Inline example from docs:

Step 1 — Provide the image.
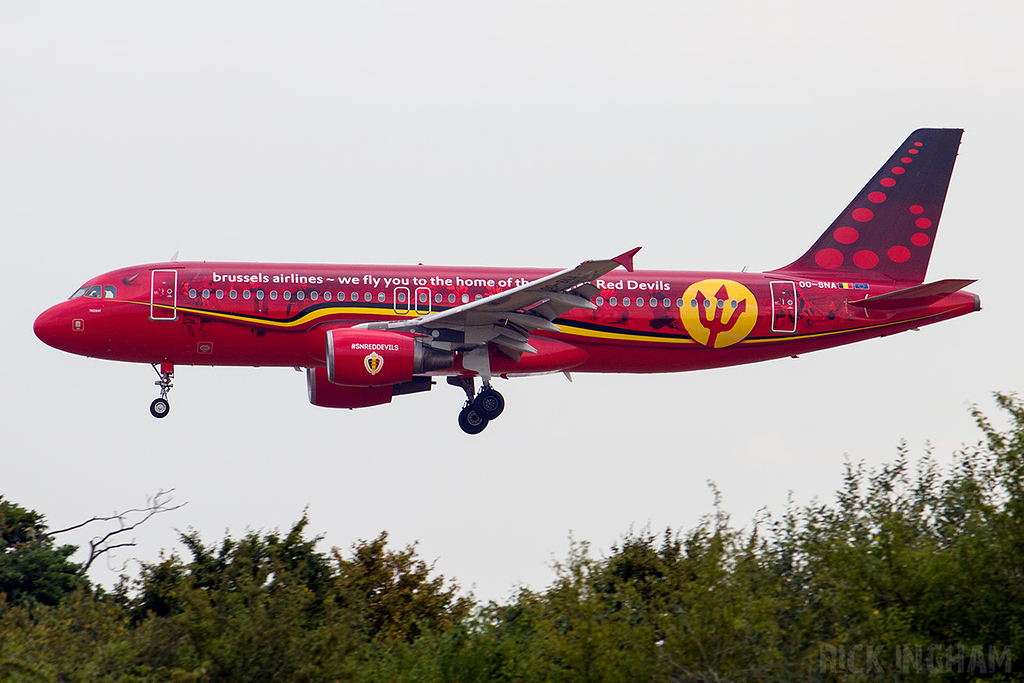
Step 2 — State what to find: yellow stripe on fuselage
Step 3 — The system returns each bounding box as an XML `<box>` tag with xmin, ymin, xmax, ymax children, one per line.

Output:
<box><xmin>555</xmin><ymin>312</ymin><xmax>944</xmax><ymax>346</ymax></box>
<box><xmin>135</xmin><ymin>300</ymin><xmax>945</xmax><ymax>346</ymax></box>
<box><xmin>554</xmin><ymin>322</ymin><xmax>697</xmax><ymax>345</ymax></box>
<box><xmin>136</xmin><ymin>300</ymin><xmax>419</xmax><ymax>328</ymax></box>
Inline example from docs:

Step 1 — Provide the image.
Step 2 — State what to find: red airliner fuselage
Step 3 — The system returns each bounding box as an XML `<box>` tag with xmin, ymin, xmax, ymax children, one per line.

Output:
<box><xmin>33</xmin><ymin>129</ymin><xmax>981</xmax><ymax>433</ymax></box>
<box><xmin>33</xmin><ymin>262</ymin><xmax>978</xmax><ymax>373</ymax></box>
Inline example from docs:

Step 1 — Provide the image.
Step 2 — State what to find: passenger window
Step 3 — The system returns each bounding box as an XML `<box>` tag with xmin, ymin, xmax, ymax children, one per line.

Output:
<box><xmin>202</xmin><ymin>289</ymin><xmax>211</xmax><ymax>299</ymax></box>
<box><xmin>270</xmin><ymin>291</ymin><xmax>278</xmax><ymax>300</ymax></box>
<box><xmin>189</xmin><ymin>289</ymin><xmax>198</xmax><ymax>299</ymax></box>
<box><xmin>596</xmin><ymin>296</ymin><xmax>604</xmax><ymax>306</ymax></box>
<box><xmin>298</xmin><ymin>291</ymin><xmax>306</xmax><ymax>301</ymax></box>
<box><xmin>229</xmin><ymin>290</ymin><xmax>238</xmax><ymax>300</ymax></box>
<box><xmin>434</xmin><ymin>293</ymin><xmax>442</xmax><ymax>303</ymax></box>
<box><xmin>623</xmin><ymin>297</ymin><xmax>631</xmax><ymax>306</ymax></box>
<box><xmin>377</xmin><ymin>292</ymin><xmax>384</xmax><ymax>302</ymax></box>
<box><xmin>448</xmin><ymin>293</ymin><xmax>456</xmax><ymax>303</ymax></box>
<box><xmin>462</xmin><ymin>294</ymin><xmax>469</xmax><ymax>304</ymax></box>
<box><xmin>256</xmin><ymin>290</ymin><xmax>265</xmax><ymax>300</ymax></box>
<box><xmin>676</xmin><ymin>298</ymin><xmax>684</xmax><ymax>307</ymax></box>
<box><xmin>216</xmin><ymin>290</ymin><xmax>224</xmax><ymax>300</ymax></box>
<box><xmin>364</xmin><ymin>292</ymin><xmax>372</xmax><ymax>302</ymax></box>
<box><xmin>310</xmin><ymin>291</ymin><xmax>318</xmax><ymax>301</ymax></box>
<box><xmin>243</xmin><ymin>290</ymin><xmax>251</xmax><ymax>300</ymax></box>
<box><xmin>338</xmin><ymin>292</ymin><xmax>346</xmax><ymax>301</ymax></box>
<box><xmin>663</xmin><ymin>298</ymin><xmax>671</xmax><ymax>307</ymax></box>
<box><xmin>69</xmin><ymin>287</ymin><xmax>88</xmax><ymax>299</ymax></box>
<box><xmin>323</xmin><ymin>291</ymin><xmax>331</xmax><ymax>301</ymax></box>
<box><xmin>283</xmin><ymin>291</ymin><xmax>292</xmax><ymax>301</ymax></box>
<box><xmin>419</xmin><ymin>292</ymin><xmax>428</xmax><ymax>303</ymax></box>
<box><xmin>397</xmin><ymin>291</ymin><xmax>406</xmax><ymax>303</ymax></box>
<box><xmin>104</xmin><ymin>286</ymin><xmax>117</xmax><ymax>299</ymax></box>
<box><xmin>85</xmin><ymin>285</ymin><xmax>102</xmax><ymax>298</ymax></box>
<box><xmin>635</xmin><ymin>298</ymin><xmax>643</xmax><ymax>307</ymax></box>
<box><xmin>650</xmin><ymin>297</ymin><xmax>658</xmax><ymax>307</ymax></box>
<box><xmin>609</xmin><ymin>297</ymin><xmax>618</xmax><ymax>306</ymax></box>
<box><xmin>474</xmin><ymin>294</ymin><xmax>482</xmax><ymax>301</ymax></box>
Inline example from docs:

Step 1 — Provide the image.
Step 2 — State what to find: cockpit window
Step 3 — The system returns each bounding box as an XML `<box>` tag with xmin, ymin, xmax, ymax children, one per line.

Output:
<box><xmin>69</xmin><ymin>287</ymin><xmax>88</xmax><ymax>299</ymax></box>
<box><xmin>85</xmin><ymin>285</ymin><xmax>103</xmax><ymax>298</ymax></box>
<box><xmin>104</xmin><ymin>286</ymin><xmax>117</xmax><ymax>299</ymax></box>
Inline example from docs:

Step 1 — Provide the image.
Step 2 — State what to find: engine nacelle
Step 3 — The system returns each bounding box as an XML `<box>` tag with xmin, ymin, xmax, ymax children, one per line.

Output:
<box><xmin>307</xmin><ymin>367</ymin><xmax>393</xmax><ymax>408</ymax></box>
<box><xmin>325</xmin><ymin>328</ymin><xmax>453</xmax><ymax>387</ymax></box>
<box><xmin>306</xmin><ymin>367</ymin><xmax>434</xmax><ymax>409</ymax></box>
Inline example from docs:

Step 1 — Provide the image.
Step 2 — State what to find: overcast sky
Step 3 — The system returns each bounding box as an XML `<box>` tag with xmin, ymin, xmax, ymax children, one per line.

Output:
<box><xmin>3</xmin><ymin>1</ymin><xmax>1023</xmax><ymax>602</ymax></box>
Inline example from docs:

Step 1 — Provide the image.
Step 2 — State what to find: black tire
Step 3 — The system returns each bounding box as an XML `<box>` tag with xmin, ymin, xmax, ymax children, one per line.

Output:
<box><xmin>150</xmin><ymin>398</ymin><xmax>170</xmax><ymax>419</ymax></box>
<box><xmin>458</xmin><ymin>405</ymin><xmax>489</xmax><ymax>434</ymax></box>
<box><xmin>474</xmin><ymin>388</ymin><xmax>505</xmax><ymax>421</ymax></box>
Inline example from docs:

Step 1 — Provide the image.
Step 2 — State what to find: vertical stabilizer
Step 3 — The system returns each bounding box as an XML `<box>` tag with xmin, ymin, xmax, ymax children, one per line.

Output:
<box><xmin>771</xmin><ymin>128</ymin><xmax>962</xmax><ymax>284</ymax></box>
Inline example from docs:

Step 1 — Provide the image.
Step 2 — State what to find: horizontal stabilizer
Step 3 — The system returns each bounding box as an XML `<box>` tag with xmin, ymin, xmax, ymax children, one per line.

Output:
<box><xmin>849</xmin><ymin>278</ymin><xmax>975</xmax><ymax>310</ymax></box>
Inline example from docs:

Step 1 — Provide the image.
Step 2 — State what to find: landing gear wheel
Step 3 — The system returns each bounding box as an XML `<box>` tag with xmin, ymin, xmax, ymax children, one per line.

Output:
<box><xmin>458</xmin><ymin>404</ymin><xmax>489</xmax><ymax>434</ymax></box>
<box><xmin>150</xmin><ymin>363</ymin><xmax>174</xmax><ymax>419</ymax></box>
<box><xmin>474</xmin><ymin>388</ymin><xmax>505</xmax><ymax>421</ymax></box>
<box><xmin>150</xmin><ymin>398</ymin><xmax>170</xmax><ymax>418</ymax></box>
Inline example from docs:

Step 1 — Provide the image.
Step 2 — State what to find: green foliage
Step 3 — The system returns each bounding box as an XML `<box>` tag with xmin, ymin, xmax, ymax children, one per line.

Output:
<box><xmin>766</xmin><ymin>396</ymin><xmax>1024</xmax><ymax>680</ymax></box>
<box><xmin>335</xmin><ymin>531</ymin><xmax>472</xmax><ymax>643</ymax></box>
<box><xmin>5</xmin><ymin>392</ymin><xmax>1024</xmax><ymax>680</ymax></box>
<box><xmin>0</xmin><ymin>497</ymin><xmax>88</xmax><ymax>607</ymax></box>
<box><xmin>0</xmin><ymin>500</ymin><xmax>47</xmax><ymax>548</ymax></box>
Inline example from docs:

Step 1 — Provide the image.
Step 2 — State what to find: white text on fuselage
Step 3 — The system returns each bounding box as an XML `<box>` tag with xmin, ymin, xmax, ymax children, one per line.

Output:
<box><xmin>351</xmin><ymin>343</ymin><xmax>400</xmax><ymax>351</ymax></box>
<box><xmin>331</xmin><ymin>276</ymin><xmax>534</xmax><ymax>289</ymax></box>
<box><xmin>797</xmin><ymin>281</ymin><xmax>870</xmax><ymax>291</ymax></box>
<box><xmin>213</xmin><ymin>272</ymin><xmax>325</xmax><ymax>285</ymax></box>
<box><xmin>595</xmin><ymin>279</ymin><xmax>671</xmax><ymax>292</ymax></box>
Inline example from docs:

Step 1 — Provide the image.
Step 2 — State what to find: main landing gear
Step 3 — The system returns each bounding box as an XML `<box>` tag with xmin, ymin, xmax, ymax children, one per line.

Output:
<box><xmin>150</xmin><ymin>363</ymin><xmax>173</xmax><ymax>419</ymax></box>
<box><xmin>448</xmin><ymin>377</ymin><xmax>505</xmax><ymax>435</ymax></box>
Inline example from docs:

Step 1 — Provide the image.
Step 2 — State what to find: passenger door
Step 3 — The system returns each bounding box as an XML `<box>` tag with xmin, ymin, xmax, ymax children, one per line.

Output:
<box><xmin>150</xmin><ymin>270</ymin><xmax>177</xmax><ymax>320</ymax></box>
<box><xmin>770</xmin><ymin>281</ymin><xmax>797</xmax><ymax>333</ymax></box>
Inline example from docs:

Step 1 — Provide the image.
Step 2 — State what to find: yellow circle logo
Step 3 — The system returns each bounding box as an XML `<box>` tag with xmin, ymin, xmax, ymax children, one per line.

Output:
<box><xmin>679</xmin><ymin>279</ymin><xmax>758</xmax><ymax>348</ymax></box>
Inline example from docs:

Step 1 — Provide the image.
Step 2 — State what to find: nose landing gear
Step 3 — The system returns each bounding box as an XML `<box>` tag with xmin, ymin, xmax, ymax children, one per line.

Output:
<box><xmin>150</xmin><ymin>363</ymin><xmax>173</xmax><ymax>419</ymax></box>
<box><xmin>448</xmin><ymin>377</ymin><xmax>505</xmax><ymax>434</ymax></box>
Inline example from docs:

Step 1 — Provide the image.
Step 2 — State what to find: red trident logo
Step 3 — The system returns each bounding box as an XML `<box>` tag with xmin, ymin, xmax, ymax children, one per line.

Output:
<box><xmin>679</xmin><ymin>279</ymin><xmax>758</xmax><ymax>348</ymax></box>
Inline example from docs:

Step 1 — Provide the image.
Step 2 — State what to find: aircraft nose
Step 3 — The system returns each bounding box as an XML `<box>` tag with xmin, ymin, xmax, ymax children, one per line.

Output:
<box><xmin>34</xmin><ymin>305</ymin><xmax>70</xmax><ymax>350</ymax></box>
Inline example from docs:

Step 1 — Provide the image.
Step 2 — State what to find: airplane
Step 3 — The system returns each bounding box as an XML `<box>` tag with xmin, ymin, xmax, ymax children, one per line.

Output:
<box><xmin>34</xmin><ymin>128</ymin><xmax>979</xmax><ymax>434</ymax></box>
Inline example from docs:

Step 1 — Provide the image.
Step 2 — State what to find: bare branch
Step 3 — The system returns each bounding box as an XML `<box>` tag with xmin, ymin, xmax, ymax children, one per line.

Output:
<box><xmin>45</xmin><ymin>489</ymin><xmax>186</xmax><ymax>571</ymax></box>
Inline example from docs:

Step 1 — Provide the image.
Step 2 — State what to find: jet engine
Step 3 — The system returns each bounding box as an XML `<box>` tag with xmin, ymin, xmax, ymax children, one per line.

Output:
<box><xmin>325</xmin><ymin>328</ymin><xmax>453</xmax><ymax>387</ymax></box>
<box><xmin>306</xmin><ymin>367</ymin><xmax>434</xmax><ymax>409</ymax></box>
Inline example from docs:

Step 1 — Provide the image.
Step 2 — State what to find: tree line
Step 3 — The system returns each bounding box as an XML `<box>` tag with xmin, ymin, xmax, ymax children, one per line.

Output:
<box><xmin>3</xmin><ymin>394</ymin><xmax>1024</xmax><ymax>681</ymax></box>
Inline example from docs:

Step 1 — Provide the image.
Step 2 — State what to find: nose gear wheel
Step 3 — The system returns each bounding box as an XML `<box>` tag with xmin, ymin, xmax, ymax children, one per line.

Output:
<box><xmin>150</xmin><ymin>363</ymin><xmax>174</xmax><ymax>419</ymax></box>
<box><xmin>150</xmin><ymin>398</ymin><xmax>170</xmax><ymax>418</ymax></box>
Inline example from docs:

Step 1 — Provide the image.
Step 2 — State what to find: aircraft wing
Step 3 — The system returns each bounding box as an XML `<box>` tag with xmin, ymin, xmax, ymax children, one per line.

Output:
<box><xmin>361</xmin><ymin>247</ymin><xmax>640</xmax><ymax>361</ymax></box>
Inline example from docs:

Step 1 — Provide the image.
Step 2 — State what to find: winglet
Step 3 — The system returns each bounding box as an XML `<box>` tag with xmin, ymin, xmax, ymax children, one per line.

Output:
<box><xmin>612</xmin><ymin>247</ymin><xmax>642</xmax><ymax>273</ymax></box>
